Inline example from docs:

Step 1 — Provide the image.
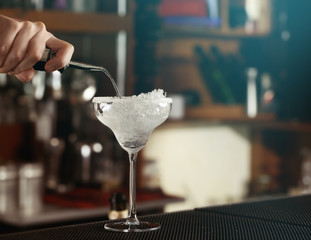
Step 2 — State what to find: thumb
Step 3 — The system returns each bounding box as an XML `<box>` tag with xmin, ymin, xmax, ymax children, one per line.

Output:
<box><xmin>45</xmin><ymin>36</ymin><xmax>74</xmax><ymax>72</ymax></box>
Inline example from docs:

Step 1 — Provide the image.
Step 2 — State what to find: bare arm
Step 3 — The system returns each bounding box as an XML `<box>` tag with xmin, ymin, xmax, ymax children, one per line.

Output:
<box><xmin>0</xmin><ymin>14</ymin><xmax>74</xmax><ymax>82</ymax></box>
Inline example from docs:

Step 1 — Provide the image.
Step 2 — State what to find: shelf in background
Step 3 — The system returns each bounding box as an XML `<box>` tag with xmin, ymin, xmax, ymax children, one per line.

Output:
<box><xmin>163</xmin><ymin>25</ymin><xmax>270</xmax><ymax>38</ymax></box>
<box><xmin>166</xmin><ymin>105</ymin><xmax>311</xmax><ymax>133</ymax></box>
<box><xmin>185</xmin><ymin>105</ymin><xmax>276</xmax><ymax>122</ymax></box>
<box><xmin>247</xmin><ymin>121</ymin><xmax>311</xmax><ymax>133</ymax></box>
<box><xmin>0</xmin><ymin>9</ymin><xmax>133</xmax><ymax>34</ymax></box>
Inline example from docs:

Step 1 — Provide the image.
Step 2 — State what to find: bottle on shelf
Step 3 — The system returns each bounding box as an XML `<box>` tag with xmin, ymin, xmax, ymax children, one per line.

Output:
<box><xmin>108</xmin><ymin>192</ymin><xmax>128</xmax><ymax>220</ymax></box>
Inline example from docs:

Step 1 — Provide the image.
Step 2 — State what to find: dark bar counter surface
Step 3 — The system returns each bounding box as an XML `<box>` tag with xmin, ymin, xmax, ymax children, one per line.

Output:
<box><xmin>1</xmin><ymin>194</ymin><xmax>311</xmax><ymax>239</ymax></box>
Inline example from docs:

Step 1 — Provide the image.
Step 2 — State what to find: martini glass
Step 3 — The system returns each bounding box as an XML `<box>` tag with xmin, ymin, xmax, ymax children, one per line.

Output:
<box><xmin>93</xmin><ymin>94</ymin><xmax>172</xmax><ymax>232</ymax></box>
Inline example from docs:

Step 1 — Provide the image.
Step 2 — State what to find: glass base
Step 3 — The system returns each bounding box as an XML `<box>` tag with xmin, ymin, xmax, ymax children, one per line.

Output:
<box><xmin>104</xmin><ymin>221</ymin><xmax>160</xmax><ymax>232</ymax></box>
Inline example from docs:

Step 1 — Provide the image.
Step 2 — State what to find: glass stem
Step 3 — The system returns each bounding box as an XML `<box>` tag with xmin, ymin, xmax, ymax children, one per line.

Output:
<box><xmin>127</xmin><ymin>152</ymin><xmax>139</xmax><ymax>225</ymax></box>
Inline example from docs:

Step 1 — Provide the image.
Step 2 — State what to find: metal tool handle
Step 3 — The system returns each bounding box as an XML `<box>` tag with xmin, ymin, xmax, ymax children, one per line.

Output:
<box><xmin>33</xmin><ymin>49</ymin><xmax>67</xmax><ymax>72</ymax></box>
<box><xmin>33</xmin><ymin>49</ymin><xmax>104</xmax><ymax>73</ymax></box>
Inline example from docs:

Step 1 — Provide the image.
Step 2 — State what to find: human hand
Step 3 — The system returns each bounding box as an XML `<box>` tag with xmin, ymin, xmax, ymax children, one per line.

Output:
<box><xmin>0</xmin><ymin>14</ymin><xmax>74</xmax><ymax>82</ymax></box>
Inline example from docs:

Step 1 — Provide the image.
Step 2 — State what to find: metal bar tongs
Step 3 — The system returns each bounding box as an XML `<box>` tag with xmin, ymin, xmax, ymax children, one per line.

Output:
<box><xmin>33</xmin><ymin>48</ymin><xmax>106</xmax><ymax>73</ymax></box>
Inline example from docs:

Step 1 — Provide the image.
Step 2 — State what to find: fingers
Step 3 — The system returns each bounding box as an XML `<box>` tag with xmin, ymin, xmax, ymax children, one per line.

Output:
<box><xmin>2</xmin><ymin>21</ymin><xmax>38</xmax><ymax>73</ymax></box>
<box><xmin>45</xmin><ymin>36</ymin><xmax>74</xmax><ymax>72</ymax></box>
<box><xmin>9</xmin><ymin>22</ymin><xmax>52</xmax><ymax>75</ymax></box>
<box><xmin>0</xmin><ymin>15</ymin><xmax>22</xmax><ymax>70</ymax></box>
<box><xmin>0</xmin><ymin>14</ymin><xmax>74</xmax><ymax>82</ymax></box>
<box><xmin>14</xmin><ymin>68</ymin><xmax>35</xmax><ymax>82</ymax></box>
<box><xmin>3</xmin><ymin>22</ymin><xmax>51</xmax><ymax>75</ymax></box>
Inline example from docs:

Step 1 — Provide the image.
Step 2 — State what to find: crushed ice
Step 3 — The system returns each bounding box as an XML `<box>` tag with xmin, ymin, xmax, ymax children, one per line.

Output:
<box><xmin>135</xmin><ymin>89</ymin><xmax>167</xmax><ymax>99</ymax></box>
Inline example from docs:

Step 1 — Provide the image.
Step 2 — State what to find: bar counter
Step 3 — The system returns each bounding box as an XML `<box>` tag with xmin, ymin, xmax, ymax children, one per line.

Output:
<box><xmin>1</xmin><ymin>194</ymin><xmax>311</xmax><ymax>239</ymax></box>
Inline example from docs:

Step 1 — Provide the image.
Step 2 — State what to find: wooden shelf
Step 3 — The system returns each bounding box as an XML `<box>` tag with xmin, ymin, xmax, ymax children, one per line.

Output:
<box><xmin>185</xmin><ymin>105</ymin><xmax>276</xmax><ymax>122</ymax></box>
<box><xmin>166</xmin><ymin>109</ymin><xmax>311</xmax><ymax>134</ymax></box>
<box><xmin>163</xmin><ymin>25</ymin><xmax>270</xmax><ymax>39</ymax></box>
<box><xmin>0</xmin><ymin>9</ymin><xmax>133</xmax><ymax>34</ymax></box>
<box><xmin>171</xmin><ymin>105</ymin><xmax>311</xmax><ymax>133</ymax></box>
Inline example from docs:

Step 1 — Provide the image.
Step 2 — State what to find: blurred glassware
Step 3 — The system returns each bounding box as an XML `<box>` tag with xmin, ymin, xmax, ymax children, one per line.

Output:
<box><xmin>0</xmin><ymin>164</ymin><xmax>18</xmax><ymax>215</ymax></box>
<box><xmin>69</xmin><ymin>70</ymin><xmax>97</xmax><ymax>133</ymax></box>
<box><xmin>78</xmin><ymin>142</ymin><xmax>92</xmax><ymax>184</ymax></box>
<box><xmin>246</xmin><ymin>67</ymin><xmax>258</xmax><ymax>118</ymax></box>
<box><xmin>32</xmin><ymin>71</ymin><xmax>46</xmax><ymax>101</ymax></box>
<box><xmin>69</xmin><ymin>70</ymin><xmax>97</xmax><ymax>104</ymax></box>
<box><xmin>47</xmin><ymin>71</ymin><xmax>64</xmax><ymax>100</ymax></box>
<box><xmin>0</xmin><ymin>78</ymin><xmax>38</xmax><ymax>164</ymax></box>
<box><xmin>45</xmin><ymin>138</ymin><xmax>65</xmax><ymax>191</ymax></box>
<box><xmin>98</xmin><ymin>153</ymin><xmax>124</xmax><ymax>192</ymax></box>
<box><xmin>260</xmin><ymin>73</ymin><xmax>277</xmax><ymax>112</ymax></box>
<box><xmin>29</xmin><ymin>0</ymin><xmax>44</xmax><ymax>10</ymax></box>
<box><xmin>19</xmin><ymin>163</ymin><xmax>44</xmax><ymax>215</ymax></box>
<box><xmin>70</xmin><ymin>0</ymin><xmax>96</xmax><ymax>12</ymax></box>
<box><xmin>71</xmin><ymin>135</ymin><xmax>124</xmax><ymax>191</ymax></box>
<box><xmin>108</xmin><ymin>192</ymin><xmax>127</xmax><ymax>220</ymax></box>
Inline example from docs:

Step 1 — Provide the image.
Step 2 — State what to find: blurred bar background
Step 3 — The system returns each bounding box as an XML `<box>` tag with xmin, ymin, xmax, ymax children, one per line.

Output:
<box><xmin>1</xmin><ymin>0</ymin><xmax>311</xmax><ymax>234</ymax></box>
